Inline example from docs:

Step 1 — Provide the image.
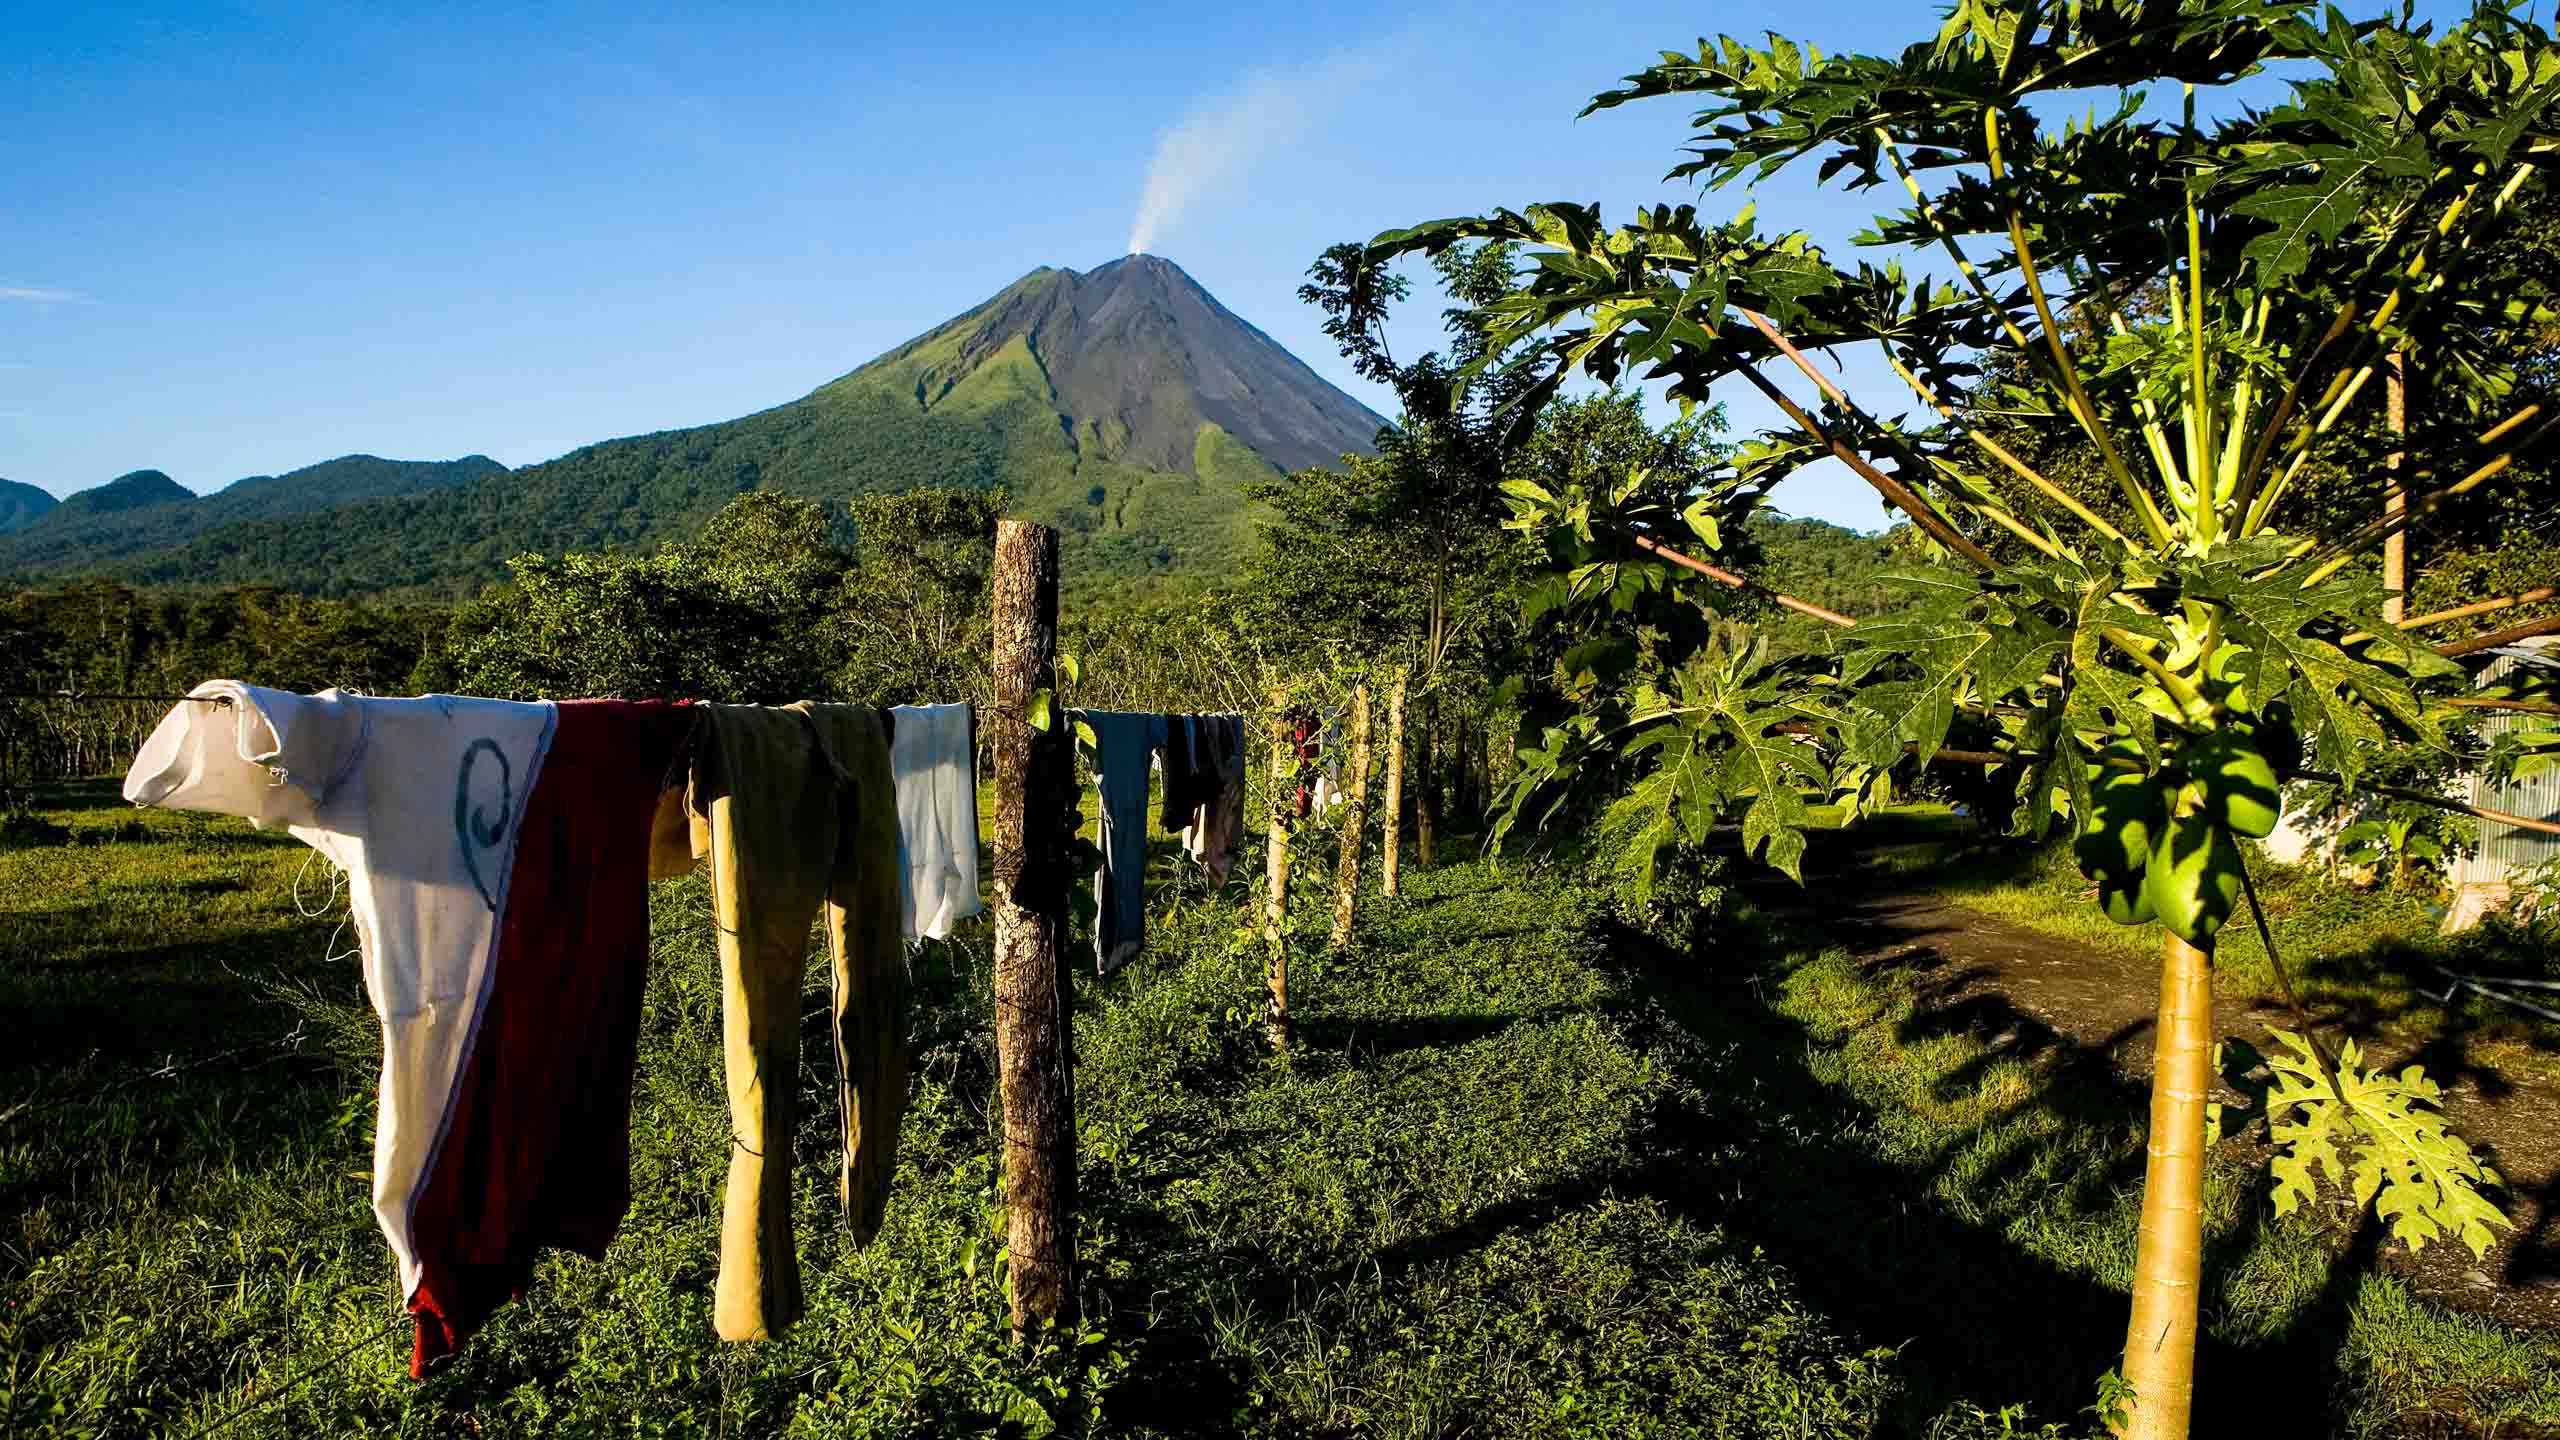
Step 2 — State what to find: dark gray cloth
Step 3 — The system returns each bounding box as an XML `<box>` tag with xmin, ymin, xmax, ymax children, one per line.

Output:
<box><xmin>1181</xmin><ymin>713</ymin><xmax>1247</xmax><ymax>886</ymax></box>
<box><xmin>1079</xmin><ymin>710</ymin><xmax>1167</xmax><ymax>975</ymax></box>
<box><xmin>1159</xmin><ymin>713</ymin><xmax>1210</xmax><ymax>831</ymax></box>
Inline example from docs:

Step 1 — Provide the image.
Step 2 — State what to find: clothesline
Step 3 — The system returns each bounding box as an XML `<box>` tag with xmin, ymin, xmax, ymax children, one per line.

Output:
<box><xmin>112</xmin><ymin>682</ymin><xmax>1268</xmax><ymax>1378</ymax></box>
<box><xmin>0</xmin><ymin>691</ymin><xmax>232</xmax><ymax>703</ymax></box>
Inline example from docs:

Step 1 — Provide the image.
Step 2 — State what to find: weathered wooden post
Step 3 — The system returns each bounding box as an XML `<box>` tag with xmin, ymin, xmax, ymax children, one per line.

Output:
<box><xmin>1329</xmin><ymin>679</ymin><xmax>1373</xmax><ymax>948</ymax></box>
<box><xmin>1263</xmin><ymin>689</ymin><xmax>1294</xmax><ymax>1050</ymax></box>
<box><xmin>989</xmin><ymin>519</ymin><xmax>1077</xmax><ymax>1335</ymax></box>
<box><xmin>1415</xmin><ymin>691</ymin><xmax>1438</xmax><ymax>869</ymax></box>
<box><xmin>1380</xmin><ymin>666</ymin><xmax>1407</xmax><ymax>898</ymax></box>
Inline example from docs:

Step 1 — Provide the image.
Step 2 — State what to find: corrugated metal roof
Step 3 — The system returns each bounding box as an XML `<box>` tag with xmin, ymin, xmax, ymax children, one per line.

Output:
<box><xmin>2454</xmin><ymin>639</ymin><xmax>2560</xmax><ymax>888</ymax></box>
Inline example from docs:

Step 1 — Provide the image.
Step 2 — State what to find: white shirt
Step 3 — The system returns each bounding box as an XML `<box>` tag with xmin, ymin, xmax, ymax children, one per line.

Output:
<box><xmin>125</xmin><ymin>680</ymin><xmax>556</xmax><ymax>1298</ymax></box>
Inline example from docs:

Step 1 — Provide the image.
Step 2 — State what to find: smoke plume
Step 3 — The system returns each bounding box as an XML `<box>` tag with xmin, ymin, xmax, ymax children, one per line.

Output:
<box><xmin>1128</xmin><ymin>53</ymin><xmax>1376</xmax><ymax>256</ymax></box>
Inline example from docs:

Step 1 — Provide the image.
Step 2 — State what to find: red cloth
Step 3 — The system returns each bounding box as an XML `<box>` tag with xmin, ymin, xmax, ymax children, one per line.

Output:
<box><xmin>406</xmin><ymin>700</ymin><xmax>696</xmax><ymax>1375</ymax></box>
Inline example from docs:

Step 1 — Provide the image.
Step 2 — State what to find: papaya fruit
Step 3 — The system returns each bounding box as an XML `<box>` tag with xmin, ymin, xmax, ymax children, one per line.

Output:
<box><xmin>2073</xmin><ymin>745</ymin><xmax>2168</xmax><ymax>890</ymax></box>
<box><xmin>2143</xmin><ymin>805</ymin><xmax>2244</xmax><ymax>947</ymax></box>
<box><xmin>2202</xmin><ymin>644</ymin><xmax>2258</xmax><ymax>716</ymax></box>
<box><xmin>2098</xmin><ymin>872</ymin><xmax>2156</xmax><ymax>926</ymax></box>
<box><xmin>2187</xmin><ymin>728</ymin><xmax>2282</xmax><ymax>839</ymax></box>
<box><xmin>2249</xmin><ymin>700</ymin><xmax>2304</xmax><ymax>783</ymax></box>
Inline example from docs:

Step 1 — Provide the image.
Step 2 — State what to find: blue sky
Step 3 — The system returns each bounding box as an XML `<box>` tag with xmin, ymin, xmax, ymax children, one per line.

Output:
<box><xmin>0</xmin><ymin>0</ymin><xmax>2427</xmax><ymax>529</ymax></box>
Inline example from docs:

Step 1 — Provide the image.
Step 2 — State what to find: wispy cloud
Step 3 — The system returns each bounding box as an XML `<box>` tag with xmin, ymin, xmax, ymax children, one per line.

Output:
<box><xmin>1128</xmin><ymin>49</ymin><xmax>1389</xmax><ymax>257</ymax></box>
<box><xmin>0</xmin><ymin>286</ymin><xmax>83</xmax><ymax>304</ymax></box>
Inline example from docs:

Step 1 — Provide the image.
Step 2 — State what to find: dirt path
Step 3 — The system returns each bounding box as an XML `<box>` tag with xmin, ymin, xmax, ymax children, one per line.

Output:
<box><xmin>1750</xmin><ymin>835</ymin><xmax>2560</xmax><ymax>1333</ymax></box>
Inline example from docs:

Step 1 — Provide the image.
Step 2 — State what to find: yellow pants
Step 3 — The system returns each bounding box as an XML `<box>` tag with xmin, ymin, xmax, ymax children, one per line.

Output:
<box><xmin>684</xmin><ymin>702</ymin><xmax>906</xmax><ymax>1342</ymax></box>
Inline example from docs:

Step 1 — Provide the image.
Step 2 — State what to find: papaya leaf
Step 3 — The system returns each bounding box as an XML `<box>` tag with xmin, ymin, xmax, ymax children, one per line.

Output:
<box><xmin>2261</xmin><ymin>1030</ymin><xmax>2510</xmax><ymax>1259</ymax></box>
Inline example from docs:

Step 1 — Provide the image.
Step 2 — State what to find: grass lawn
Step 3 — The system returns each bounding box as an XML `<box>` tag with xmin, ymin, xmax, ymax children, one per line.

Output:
<box><xmin>3</xmin><ymin>781</ymin><xmax>2555</xmax><ymax>1436</ymax></box>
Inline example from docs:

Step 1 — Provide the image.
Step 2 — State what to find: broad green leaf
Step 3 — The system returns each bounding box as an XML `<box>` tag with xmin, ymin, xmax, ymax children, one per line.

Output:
<box><xmin>2261</xmin><ymin>1030</ymin><xmax>2510</xmax><ymax>1258</ymax></box>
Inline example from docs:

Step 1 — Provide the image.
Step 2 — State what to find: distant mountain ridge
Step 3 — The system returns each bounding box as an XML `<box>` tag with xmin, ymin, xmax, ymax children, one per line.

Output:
<box><xmin>57</xmin><ymin>469</ymin><xmax>193</xmax><ymax>517</ymax></box>
<box><xmin>0</xmin><ymin>479</ymin><xmax>56</xmax><ymax>534</ymax></box>
<box><xmin>0</xmin><ymin>456</ymin><xmax>508</xmax><ymax>579</ymax></box>
<box><xmin>3</xmin><ymin>255</ymin><xmax>1388</xmax><ymax>597</ymax></box>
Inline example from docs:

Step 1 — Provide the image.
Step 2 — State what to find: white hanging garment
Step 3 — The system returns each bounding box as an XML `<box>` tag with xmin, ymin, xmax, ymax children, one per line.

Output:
<box><xmin>887</xmin><ymin>702</ymin><xmax>983</xmax><ymax>940</ymax></box>
<box><xmin>124</xmin><ymin>680</ymin><xmax>556</xmax><ymax>1300</ymax></box>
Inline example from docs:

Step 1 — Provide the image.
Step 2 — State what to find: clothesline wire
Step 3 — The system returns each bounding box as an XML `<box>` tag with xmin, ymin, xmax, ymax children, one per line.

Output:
<box><xmin>0</xmin><ymin>691</ymin><xmax>230</xmax><ymax>703</ymax></box>
<box><xmin>179</xmin><ymin>1308</ymin><xmax>409</xmax><ymax>1440</ymax></box>
<box><xmin>0</xmin><ymin>1021</ymin><xmax>318</xmax><ymax>1133</ymax></box>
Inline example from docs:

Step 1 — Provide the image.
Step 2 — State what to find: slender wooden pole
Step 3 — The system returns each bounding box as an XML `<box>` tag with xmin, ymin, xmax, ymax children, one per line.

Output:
<box><xmin>2438</xmin><ymin>612</ymin><xmax>2560</xmax><ymax>659</ymax></box>
<box><xmin>1330</xmin><ymin>680</ymin><xmax>1375</xmax><ymax>948</ymax></box>
<box><xmin>1263</xmin><ymin>690</ymin><xmax>1295</xmax><ymax>1050</ymax></box>
<box><xmin>1380</xmin><ymin>667</ymin><xmax>1408</xmax><ymax>898</ymax></box>
<box><xmin>1631</xmin><ymin>533</ymin><xmax>1858</xmax><ymax>629</ymax></box>
<box><xmin>2382</xmin><ymin>352</ymin><xmax>2408</xmax><ymax>625</ymax></box>
<box><xmin>989</xmin><ymin>519</ymin><xmax>1076</xmax><ymax>1337</ymax></box>
<box><xmin>1415</xmin><ymin>690</ymin><xmax>1438</xmax><ymax>869</ymax></box>
<box><xmin>2115</xmin><ymin>931</ymin><xmax>2214</xmax><ymax>1440</ymax></box>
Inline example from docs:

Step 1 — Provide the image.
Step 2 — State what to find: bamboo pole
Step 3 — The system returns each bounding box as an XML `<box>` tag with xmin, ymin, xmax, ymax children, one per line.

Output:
<box><xmin>2402</xmin><ymin>588</ymin><xmax>2557</xmax><ymax>630</ymax></box>
<box><xmin>1630</xmin><ymin>533</ymin><xmax>1858</xmax><ymax>628</ymax></box>
<box><xmin>1264</xmin><ymin>690</ymin><xmax>1295</xmax><ymax>1051</ymax></box>
<box><xmin>1732</xmin><ymin>360</ymin><xmax>1999</xmax><ymax>572</ymax></box>
<box><xmin>989</xmin><ymin>519</ymin><xmax>1077</xmax><ymax>1336</ymax></box>
<box><xmin>1331</xmin><ymin>680</ymin><xmax>1375</xmax><ymax>948</ymax></box>
<box><xmin>2116</xmin><ymin>931</ymin><xmax>2215</xmax><ymax>1440</ymax></box>
<box><xmin>1381</xmin><ymin>667</ymin><xmax>1409</xmax><ymax>898</ymax></box>
<box><xmin>2437</xmin><ymin>612</ymin><xmax>2560</xmax><ymax>659</ymax></box>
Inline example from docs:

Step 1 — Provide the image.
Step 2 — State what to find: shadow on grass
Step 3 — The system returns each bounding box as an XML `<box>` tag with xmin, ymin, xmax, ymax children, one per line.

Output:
<box><xmin>1609</xmin><ymin>914</ymin><xmax>2401</xmax><ymax>1427</ymax></box>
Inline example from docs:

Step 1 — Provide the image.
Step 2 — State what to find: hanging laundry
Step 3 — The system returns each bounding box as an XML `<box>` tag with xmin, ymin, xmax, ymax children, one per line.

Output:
<box><xmin>1077</xmin><ymin>709</ymin><xmax>1165</xmax><ymax>975</ymax></box>
<box><xmin>685</xmin><ymin>702</ymin><xmax>905</xmax><ymax>1343</ymax></box>
<box><xmin>122</xmin><ymin>681</ymin><xmax>695</xmax><ymax>1376</ymax></box>
<box><xmin>1156</xmin><ymin>713</ymin><xmax>1203</xmax><ymax>832</ymax></box>
<box><xmin>1310</xmin><ymin>708</ymin><xmax>1346</xmax><ymax>813</ymax></box>
<box><xmin>1180</xmin><ymin>712</ymin><xmax>1247</xmax><ymax>885</ymax></box>
<box><xmin>888</xmin><ymin>702</ymin><xmax>983</xmax><ymax>940</ymax></box>
<box><xmin>1289</xmin><ymin>707</ymin><xmax>1323</xmax><ymax>818</ymax></box>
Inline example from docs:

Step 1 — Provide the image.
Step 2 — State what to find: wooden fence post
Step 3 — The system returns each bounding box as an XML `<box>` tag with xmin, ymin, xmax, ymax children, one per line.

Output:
<box><xmin>1263</xmin><ymin>689</ymin><xmax>1294</xmax><ymax>1051</ymax></box>
<box><xmin>990</xmin><ymin>519</ymin><xmax>1077</xmax><ymax>1336</ymax></box>
<box><xmin>1415</xmin><ymin>690</ymin><xmax>1437</xmax><ymax>869</ymax></box>
<box><xmin>1330</xmin><ymin>680</ymin><xmax>1373</xmax><ymax>948</ymax></box>
<box><xmin>1381</xmin><ymin>667</ymin><xmax>1407</xmax><ymax>898</ymax></box>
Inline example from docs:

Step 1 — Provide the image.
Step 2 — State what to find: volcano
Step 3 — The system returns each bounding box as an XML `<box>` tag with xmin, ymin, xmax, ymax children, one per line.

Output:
<box><xmin>15</xmin><ymin>255</ymin><xmax>1390</xmax><ymax>596</ymax></box>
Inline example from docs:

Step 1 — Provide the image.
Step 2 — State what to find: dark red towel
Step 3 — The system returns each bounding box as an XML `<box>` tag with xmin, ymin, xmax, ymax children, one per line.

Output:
<box><xmin>406</xmin><ymin>700</ymin><xmax>696</xmax><ymax>1375</ymax></box>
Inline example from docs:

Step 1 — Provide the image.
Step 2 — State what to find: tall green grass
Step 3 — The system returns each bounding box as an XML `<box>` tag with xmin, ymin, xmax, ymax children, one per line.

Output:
<box><xmin>3</xmin><ymin>782</ymin><xmax>2553</xmax><ymax>1436</ymax></box>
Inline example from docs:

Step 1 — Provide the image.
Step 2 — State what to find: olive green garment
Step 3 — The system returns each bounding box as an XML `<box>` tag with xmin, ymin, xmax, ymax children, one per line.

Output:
<box><xmin>686</xmin><ymin>702</ymin><xmax>907</xmax><ymax>1343</ymax></box>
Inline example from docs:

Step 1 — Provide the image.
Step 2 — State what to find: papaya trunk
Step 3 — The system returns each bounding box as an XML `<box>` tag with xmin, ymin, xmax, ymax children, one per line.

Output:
<box><xmin>2115</xmin><ymin>931</ymin><xmax>2214</xmax><ymax>1439</ymax></box>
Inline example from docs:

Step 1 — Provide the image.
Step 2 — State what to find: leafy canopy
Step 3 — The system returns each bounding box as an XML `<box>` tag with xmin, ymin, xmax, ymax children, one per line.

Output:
<box><xmin>1359</xmin><ymin>0</ymin><xmax>2559</xmax><ymax>1265</ymax></box>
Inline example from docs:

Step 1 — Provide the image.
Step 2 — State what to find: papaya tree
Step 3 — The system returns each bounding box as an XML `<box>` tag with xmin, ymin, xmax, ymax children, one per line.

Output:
<box><xmin>1359</xmin><ymin>2</ymin><xmax>2560</xmax><ymax>1434</ymax></box>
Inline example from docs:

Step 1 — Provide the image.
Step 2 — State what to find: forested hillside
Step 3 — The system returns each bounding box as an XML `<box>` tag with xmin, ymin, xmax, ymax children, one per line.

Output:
<box><xmin>0</xmin><ymin>456</ymin><xmax>506</xmax><ymax>580</ymax></box>
<box><xmin>0</xmin><ymin>480</ymin><xmax>54</xmax><ymax>534</ymax></box>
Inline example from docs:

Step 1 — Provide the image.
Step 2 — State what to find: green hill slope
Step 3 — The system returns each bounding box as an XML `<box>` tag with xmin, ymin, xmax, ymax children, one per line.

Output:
<box><xmin>56</xmin><ymin>469</ymin><xmax>191</xmax><ymax>517</ymax></box>
<box><xmin>0</xmin><ymin>456</ymin><xmax>506</xmax><ymax>579</ymax></box>
<box><xmin>42</xmin><ymin>255</ymin><xmax>1389</xmax><ymax>598</ymax></box>
<box><xmin>0</xmin><ymin>479</ymin><xmax>55</xmax><ymax>534</ymax></box>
